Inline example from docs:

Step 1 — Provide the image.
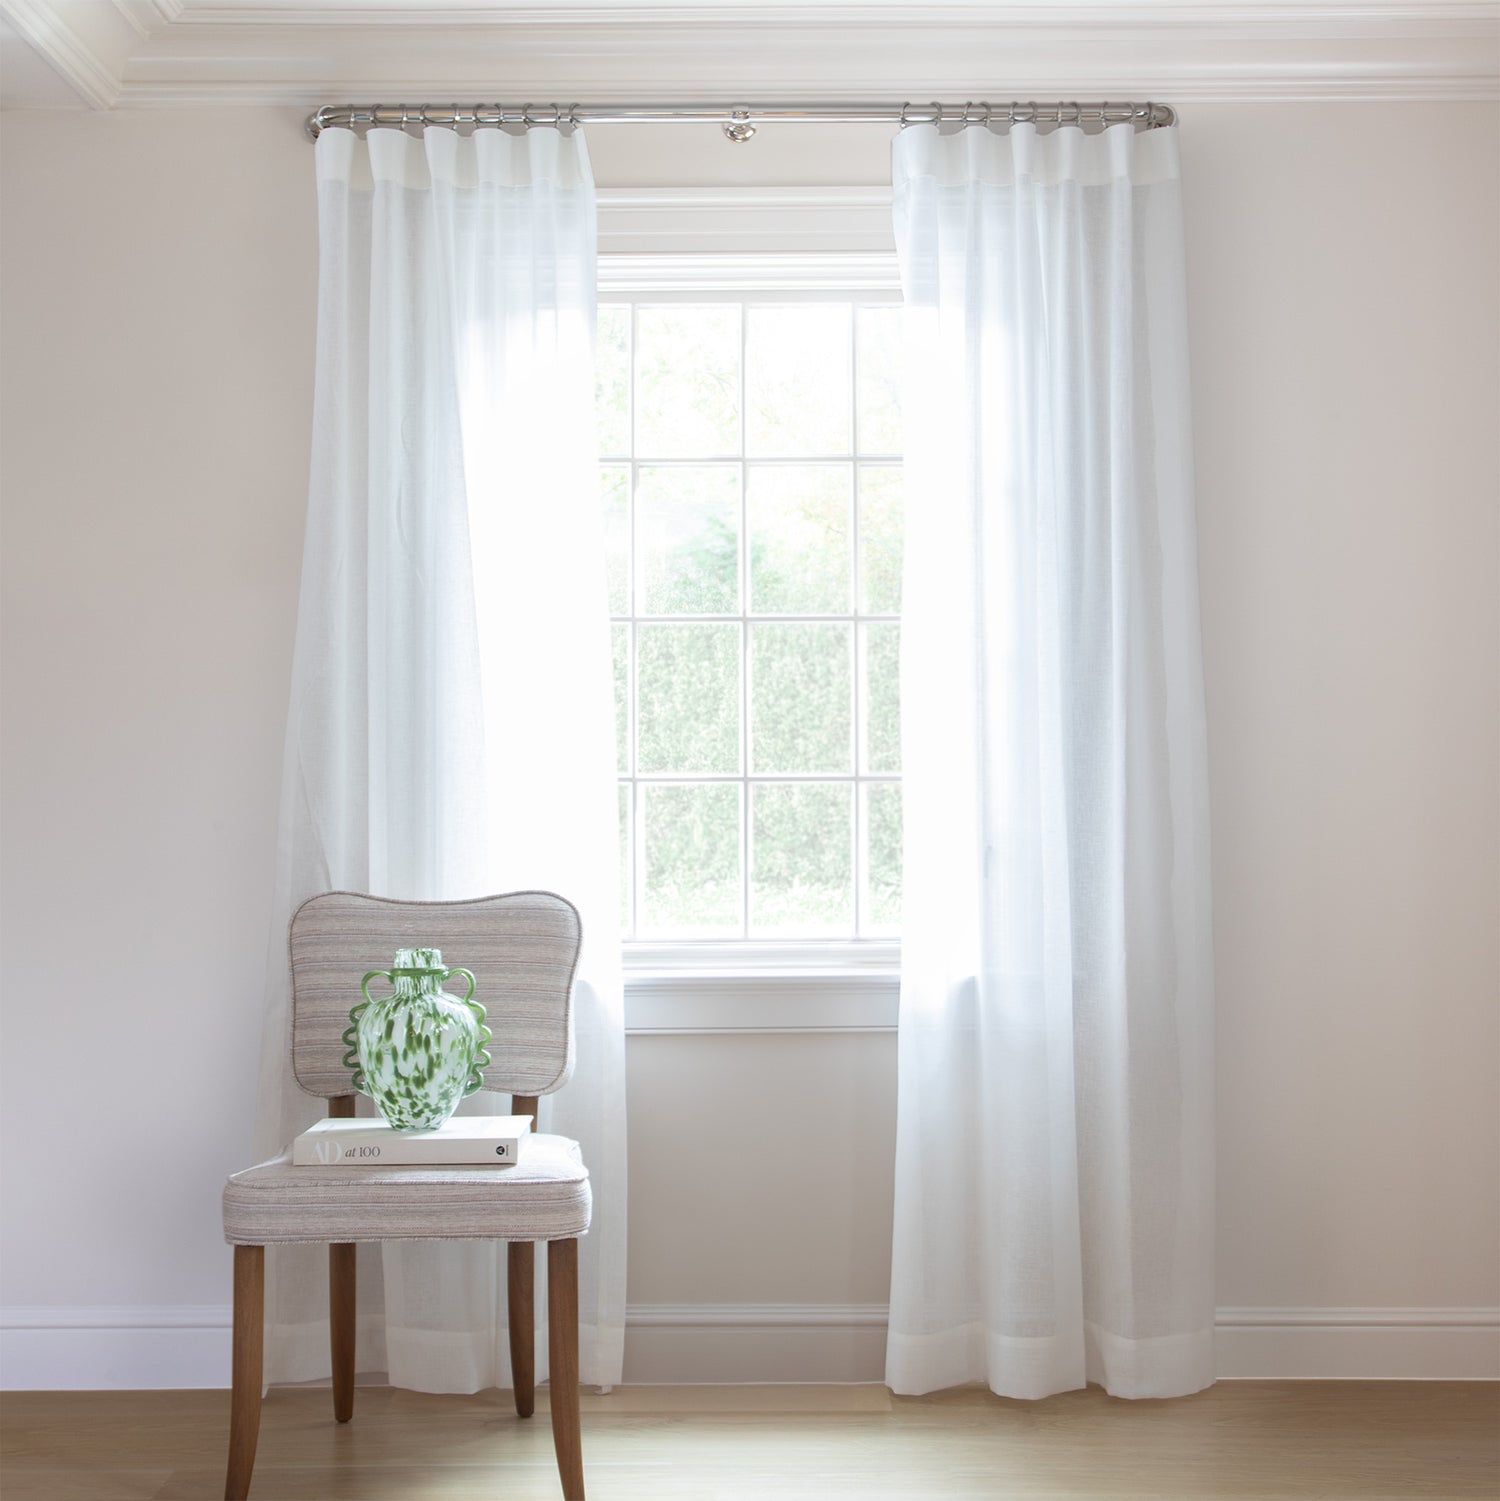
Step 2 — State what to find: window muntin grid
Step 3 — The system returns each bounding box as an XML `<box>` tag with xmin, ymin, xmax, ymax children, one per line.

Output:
<box><xmin>601</xmin><ymin>294</ymin><xmax>902</xmax><ymax>942</ymax></box>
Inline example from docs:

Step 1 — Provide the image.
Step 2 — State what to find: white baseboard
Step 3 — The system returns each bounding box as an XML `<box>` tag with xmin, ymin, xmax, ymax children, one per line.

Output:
<box><xmin>624</xmin><ymin>1303</ymin><xmax>891</xmax><ymax>1384</ymax></box>
<box><xmin>0</xmin><ymin>1305</ymin><xmax>234</xmax><ymax>1390</ymax></box>
<box><xmin>1213</xmin><ymin>1306</ymin><xmax>1500</xmax><ymax>1381</ymax></box>
<box><xmin>3</xmin><ymin>1303</ymin><xmax>1495</xmax><ymax>1390</ymax></box>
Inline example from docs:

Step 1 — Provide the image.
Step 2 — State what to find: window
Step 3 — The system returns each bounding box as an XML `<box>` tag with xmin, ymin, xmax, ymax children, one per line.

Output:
<box><xmin>598</xmin><ymin>294</ymin><xmax>903</xmax><ymax>947</ymax></box>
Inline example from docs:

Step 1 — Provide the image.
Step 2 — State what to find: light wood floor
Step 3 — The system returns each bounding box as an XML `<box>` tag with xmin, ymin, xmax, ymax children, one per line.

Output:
<box><xmin>2</xmin><ymin>1381</ymin><xmax>1496</xmax><ymax>1500</ymax></box>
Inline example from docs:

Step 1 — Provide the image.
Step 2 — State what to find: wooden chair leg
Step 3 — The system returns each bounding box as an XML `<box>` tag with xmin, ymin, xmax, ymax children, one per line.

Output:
<box><xmin>547</xmin><ymin>1237</ymin><xmax>585</xmax><ymax>1500</ymax></box>
<box><xmin>225</xmin><ymin>1244</ymin><xmax>264</xmax><ymax>1501</ymax></box>
<box><xmin>329</xmin><ymin>1243</ymin><xmax>356</xmax><ymax>1423</ymax></box>
<box><xmin>509</xmin><ymin>1241</ymin><xmax>536</xmax><ymax>1418</ymax></box>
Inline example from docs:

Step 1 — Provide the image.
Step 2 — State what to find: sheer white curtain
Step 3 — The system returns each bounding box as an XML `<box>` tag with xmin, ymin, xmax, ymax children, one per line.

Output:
<box><xmin>887</xmin><ymin>121</ymin><xmax>1214</xmax><ymax>1400</ymax></box>
<box><xmin>254</xmin><ymin>122</ymin><xmax>626</xmax><ymax>1392</ymax></box>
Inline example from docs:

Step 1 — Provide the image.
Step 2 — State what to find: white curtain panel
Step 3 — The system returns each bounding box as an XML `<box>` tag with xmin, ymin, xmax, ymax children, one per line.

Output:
<box><xmin>887</xmin><ymin>121</ymin><xmax>1214</xmax><ymax>1400</ymax></box>
<box><xmin>254</xmin><ymin>123</ymin><xmax>626</xmax><ymax>1392</ymax></box>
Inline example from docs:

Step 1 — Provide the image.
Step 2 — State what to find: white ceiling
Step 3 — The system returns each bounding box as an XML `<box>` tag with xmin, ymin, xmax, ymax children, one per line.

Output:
<box><xmin>1</xmin><ymin>1</ymin><xmax>1496</xmax><ymax>112</ymax></box>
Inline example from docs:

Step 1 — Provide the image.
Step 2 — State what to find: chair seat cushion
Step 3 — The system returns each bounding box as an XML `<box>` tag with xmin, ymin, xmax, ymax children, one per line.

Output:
<box><xmin>223</xmin><ymin>1132</ymin><xmax>591</xmax><ymax>1246</ymax></box>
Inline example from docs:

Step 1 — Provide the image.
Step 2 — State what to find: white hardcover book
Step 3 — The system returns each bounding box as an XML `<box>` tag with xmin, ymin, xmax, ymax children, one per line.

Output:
<box><xmin>293</xmin><ymin>1115</ymin><xmax>532</xmax><ymax>1167</ymax></box>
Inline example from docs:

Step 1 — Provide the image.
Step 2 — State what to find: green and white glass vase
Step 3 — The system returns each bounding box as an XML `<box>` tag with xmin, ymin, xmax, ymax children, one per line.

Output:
<box><xmin>342</xmin><ymin>947</ymin><xmax>492</xmax><ymax>1132</ymax></box>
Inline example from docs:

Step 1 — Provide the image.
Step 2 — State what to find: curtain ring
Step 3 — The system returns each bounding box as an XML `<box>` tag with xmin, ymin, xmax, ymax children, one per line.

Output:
<box><xmin>567</xmin><ymin>103</ymin><xmax>581</xmax><ymax>128</ymax></box>
<box><xmin>522</xmin><ymin>103</ymin><xmax>536</xmax><ymax>128</ymax></box>
<box><xmin>981</xmin><ymin>101</ymin><xmax>993</xmax><ymax>128</ymax></box>
<box><xmin>898</xmin><ymin>101</ymin><xmax>913</xmax><ymax>128</ymax></box>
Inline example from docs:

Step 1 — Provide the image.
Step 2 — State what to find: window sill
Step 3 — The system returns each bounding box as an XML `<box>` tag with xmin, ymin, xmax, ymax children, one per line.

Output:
<box><xmin>622</xmin><ymin>941</ymin><xmax>899</xmax><ymax>1034</ymax></box>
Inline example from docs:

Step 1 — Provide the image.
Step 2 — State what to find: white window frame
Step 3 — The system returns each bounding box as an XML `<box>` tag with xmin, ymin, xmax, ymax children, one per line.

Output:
<box><xmin>599</xmin><ymin>190</ymin><xmax>902</xmax><ymax>1030</ymax></box>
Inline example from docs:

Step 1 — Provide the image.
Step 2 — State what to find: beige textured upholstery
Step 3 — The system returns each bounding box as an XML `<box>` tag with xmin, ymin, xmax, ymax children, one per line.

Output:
<box><xmin>223</xmin><ymin>1132</ymin><xmax>590</xmax><ymax>1245</ymax></box>
<box><xmin>288</xmin><ymin>889</ymin><xmax>581</xmax><ymax>1098</ymax></box>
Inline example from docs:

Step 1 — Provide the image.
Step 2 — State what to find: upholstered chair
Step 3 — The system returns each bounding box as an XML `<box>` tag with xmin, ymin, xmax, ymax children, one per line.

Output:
<box><xmin>221</xmin><ymin>890</ymin><xmax>591</xmax><ymax>1500</ymax></box>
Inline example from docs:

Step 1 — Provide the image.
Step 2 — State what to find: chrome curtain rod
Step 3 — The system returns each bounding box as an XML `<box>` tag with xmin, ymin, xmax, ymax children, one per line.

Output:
<box><xmin>304</xmin><ymin>100</ymin><xmax>1175</xmax><ymax>143</ymax></box>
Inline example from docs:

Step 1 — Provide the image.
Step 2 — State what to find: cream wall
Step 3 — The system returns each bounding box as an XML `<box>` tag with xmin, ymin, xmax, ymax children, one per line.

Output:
<box><xmin>1</xmin><ymin>102</ymin><xmax>1495</xmax><ymax>1385</ymax></box>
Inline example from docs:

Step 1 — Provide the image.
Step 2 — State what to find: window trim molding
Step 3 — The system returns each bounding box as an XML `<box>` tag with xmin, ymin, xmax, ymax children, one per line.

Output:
<box><xmin>600</xmin><ymin>251</ymin><xmax>900</xmax><ymax>292</ymax></box>
<box><xmin>624</xmin><ymin>968</ymin><xmax>900</xmax><ymax>1037</ymax></box>
<box><xmin>596</xmin><ymin>186</ymin><xmax>898</xmax><ymax>268</ymax></box>
<box><xmin>600</xmin><ymin>225</ymin><xmax>905</xmax><ymax>1024</ymax></box>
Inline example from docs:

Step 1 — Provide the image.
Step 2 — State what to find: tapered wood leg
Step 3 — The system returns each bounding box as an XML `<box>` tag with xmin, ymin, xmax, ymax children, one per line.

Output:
<box><xmin>547</xmin><ymin>1237</ymin><xmax>585</xmax><ymax>1500</ymax></box>
<box><xmin>225</xmin><ymin>1245</ymin><xmax>264</xmax><ymax>1501</ymax></box>
<box><xmin>329</xmin><ymin>1243</ymin><xmax>356</xmax><ymax>1423</ymax></box>
<box><xmin>508</xmin><ymin>1241</ymin><xmax>536</xmax><ymax>1418</ymax></box>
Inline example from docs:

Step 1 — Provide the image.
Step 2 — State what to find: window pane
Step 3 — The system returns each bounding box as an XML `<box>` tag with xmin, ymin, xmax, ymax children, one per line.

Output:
<box><xmin>750</xmin><ymin>622</ymin><xmax>851</xmax><ymax>774</ymax></box>
<box><xmin>602</xmin><ymin>464</ymin><xmax>629</xmax><ymax>616</ymax></box>
<box><xmin>637</xmin><ymin>465</ymin><xmax>739</xmax><ymax>616</ymax></box>
<box><xmin>863</xmin><ymin>783</ymin><xmax>902</xmax><ymax>932</ymax></box>
<box><xmin>641</xmin><ymin>782</ymin><xmax>741</xmax><ymax>935</ymax></box>
<box><xmin>751</xmin><ymin>782</ymin><xmax>853</xmax><ymax>934</ymax></box>
<box><xmin>605</xmin><ymin>294</ymin><xmax>904</xmax><ymax>943</ymax></box>
<box><xmin>862</xmin><ymin>622</ymin><xmax>900</xmax><ymax>774</ymax></box>
<box><xmin>618</xmin><ymin>781</ymin><xmax>633</xmax><ymax>934</ymax></box>
<box><xmin>635</xmin><ymin>305</ymin><xmax>740</xmax><ymax>457</ymax></box>
<box><xmin>637</xmin><ymin>623</ymin><xmax>740</xmax><ymax>774</ymax></box>
<box><xmin>747</xmin><ymin>464</ymin><xmax>851</xmax><ymax>615</ymax></box>
<box><xmin>858</xmin><ymin>465</ymin><xmax>903</xmax><ymax>615</ymax></box>
<box><xmin>597</xmin><ymin>304</ymin><xmax>631</xmax><ymax>457</ymax></box>
<box><xmin>856</xmin><ymin>304</ymin><xmax>902</xmax><ymax>455</ymax></box>
<box><xmin>746</xmin><ymin>304</ymin><xmax>851</xmax><ymax>457</ymax></box>
<box><xmin>612</xmin><ymin>624</ymin><xmax>630</xmax><ymax>774</ymax></box>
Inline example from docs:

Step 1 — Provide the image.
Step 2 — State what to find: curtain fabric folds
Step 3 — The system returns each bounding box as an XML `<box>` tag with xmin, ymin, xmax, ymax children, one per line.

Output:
<box><xmin>886</xmin><ymin>121</ymin><xmax>1215</xmax><ymax>1400</ymax></box>
<box><xmin>255</xmin><ymin>123</ymin><xmax>626</xmax><ymax>1392</ymax></box>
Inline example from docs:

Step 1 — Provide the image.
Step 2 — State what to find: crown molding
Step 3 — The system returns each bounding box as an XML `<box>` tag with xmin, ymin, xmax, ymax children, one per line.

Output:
<box><xmin>154</xmin><ymin>2</ymin><xmax>1500</xmax><ymax>25</ymax></box>
<box><xmin>5</xmin><ymin>1</ymin><xmax>1496</xmax><ymax>110</ymax></box>
<box><xmin>112</xmin><ymin>1</ymin><xmax>184</xmax><ymax>39</ymax></box>
<box><xmin>0</xmin><ymin>0</ymin><xmax>124</xmax><ymax>107</ymax></box>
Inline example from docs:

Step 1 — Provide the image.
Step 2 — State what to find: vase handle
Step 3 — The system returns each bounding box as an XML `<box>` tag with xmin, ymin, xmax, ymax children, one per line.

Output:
<box><xmin>361</xmin><ymin>969</ymin><xmax>393</xmax><ymax>1005</ymax></box>
<box><xmin>444</xmin><ymin>969</ymin><xmax>488</xmax><ymax>1097</ymax></box>
<box><xmin>341</xmin><ymin>971</ymin><xmax>392</xmax><ymax>1096</ymax></box>
<box><xmin>443</xmin><ymin>967</ymin><xmax>476</xmax><ymax>1004</ymax></box>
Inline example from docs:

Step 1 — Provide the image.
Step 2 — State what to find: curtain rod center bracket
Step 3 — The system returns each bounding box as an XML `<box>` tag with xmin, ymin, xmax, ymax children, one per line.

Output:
<box><xmin>722</xmin><ymin>110</ymin><xmax>756</xmax><ymax>143</ymax></box>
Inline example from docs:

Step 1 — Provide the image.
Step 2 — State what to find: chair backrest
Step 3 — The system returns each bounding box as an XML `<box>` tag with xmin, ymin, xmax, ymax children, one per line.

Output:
<box><xmin>288</xmin><ymin>890</ymin><xmax>581</xmax><ymax>1099</ymax></box>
